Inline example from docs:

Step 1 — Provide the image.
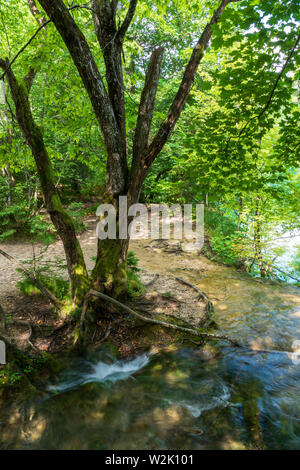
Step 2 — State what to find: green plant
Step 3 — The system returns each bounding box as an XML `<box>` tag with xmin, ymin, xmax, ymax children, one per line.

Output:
<box><xmin>126</xmin><ymin>252</ymin><xmax>145</xmax><ymax>297</ymax></box>
<box><xmin>289</xmin><ymin>246</ymin><xmax>300</xmax><ymax>279</ymax></box>
<box><xmin>27</xmin><ymin>214</ymin><xmax>56</xmax><ymax>245</ymax></box>
<box><xmin>17</xmin><ymin>261</ymin><xmax>69</xmax><ymax>301</ymax></box>
<box><xmin>127</xmin><ymin>251</ymin><xmax>140</xmax><ymax>273</ymax></box>
<box><xmin>210</xmin><ymin>233</ymin><xmax>241</xmax><ymax>266</ymax></box>
<box><xmin>67</xmin><ymin>202</ymin><xmax>87</xmax><ymax>233</ymax></box>
<box><xmin>127</xmin><ymin>269</ymin><xmax>145</xmax><ymax>298</ymax></box>
<box><xmin>0</xmin><ymin>367</ymin><xmax>22</xmax><ymax>386</ymax></box>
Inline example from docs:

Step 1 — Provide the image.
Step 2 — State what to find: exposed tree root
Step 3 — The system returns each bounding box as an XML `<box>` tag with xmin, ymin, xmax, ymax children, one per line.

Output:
<box><xmin>0</xmin><ymin>316</ymin><xmax>41</xmax><ymax>354</ymax></box>
<box><xmin>7</xmin><ymin>319</ymin><xmax>41</xmax><ymax>353</ymax></box>
<box><xmin>0</xmin><ymin>303</ymin><xmax>40</xmax><ymax>354</ymax></box>
<box><xmin>76</xmin><ymin>289</ymin><xmax>242</xmax><ymax>347</ymax></box>
<box><xmin>0</xmin><ymin>303</ymin><xmax>5</xmax><ymax>331</ymax></box>
<box><xmin>0</xmin><ymin>248</ymin><xmax>59</xmax><ymax>309</ymax></box>
<box><xmin>93</xmin><ymin>316</ymin><xmax>130</xmax><ymax>346</ymax></box>
<box><xmin>175</xmin><ymin>276</ymin><xmax>214</xmax><ymax>325</ymax></box>
<box><xmin>145</xmin><ymin>273</ymin><xmax>159</xmax><ymax>286</ymax></box>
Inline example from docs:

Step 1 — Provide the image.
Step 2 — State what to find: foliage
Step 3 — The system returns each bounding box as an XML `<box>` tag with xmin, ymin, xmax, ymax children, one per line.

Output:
<box><xmin>126</xmin><ymin>251</ymin><xmax>145</xmax><ymax>297</ymax></box>
<box><xmin>290</xmin><ymin>246</ymin><xmax>300</xmax><ymax>279</ymax></box>
<box><xmin>126</xmin><ymin>251</ymin><xmax>141</xmax><ymax>273</ymax></box>
<box><xmin>0</xmin><ymin>352</ymin><xmax>49</xmax><ymax>387</ymax></box>
<box><xmin>67</xmin><ymin>202</ymin><xmax>87</xmax><ymax>233</ymax></box>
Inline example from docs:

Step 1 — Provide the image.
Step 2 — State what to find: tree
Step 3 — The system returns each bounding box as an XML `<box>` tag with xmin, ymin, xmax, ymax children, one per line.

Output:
<box><xmin>0</xmin><ymin>0</ymin><xmax>239</xmax><ymax>302</ymax></box>
<box><xmin>1</xmin><ymin>0</ymin><xmax>298</xmax><ymax>305</ymax></box>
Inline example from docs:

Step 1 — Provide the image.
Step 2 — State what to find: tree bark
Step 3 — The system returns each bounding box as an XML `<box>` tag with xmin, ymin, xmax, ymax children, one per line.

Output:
<box><xmin>253</xmin><ymin>197</ymin><xmax>266</xmax><ymax>278</ymax></box>
<box><xmin>129</xmin><ymin>46</ymin><xmax>164</xmax><ymax>204</ymax></box>
<box><xmin>92</xmin><ymin>0</ymin><xmax>127</xmax><ymax>145</ymax></box>
<box><xmin>92</xmin><ymin>237</ymin><xmax>129</xmax><ymax>298</ymax></box>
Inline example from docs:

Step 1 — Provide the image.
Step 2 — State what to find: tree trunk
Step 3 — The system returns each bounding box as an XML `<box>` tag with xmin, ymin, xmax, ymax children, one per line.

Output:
<box><xmin>253</xmin><ymin>198</ymin><xmax>266</xmax><ymax>278</ymax></box>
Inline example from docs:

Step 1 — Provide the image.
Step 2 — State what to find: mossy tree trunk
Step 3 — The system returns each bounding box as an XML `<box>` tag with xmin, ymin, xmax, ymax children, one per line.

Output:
<box><xmin>92</xmin><ymin>237</ymin><xmax>129</xmax><ymax>298</ymax></box>
<box><xmin>0</xmin><ymin>60</ymin><xmax>89</xmax><ymax>304</ymax></box>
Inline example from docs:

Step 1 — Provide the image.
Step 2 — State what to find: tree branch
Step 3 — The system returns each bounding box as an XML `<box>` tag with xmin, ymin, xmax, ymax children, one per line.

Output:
<box><xmin>0</xmin><ymin>60</ymin><xmax>88</xmax><ymax>302</ymax></box>
<box><xmin>144</xmin><ymin>0</ymin><xmax>238</xmax><ymax>173</ymax></box>
<box><xmin>27</xmin><ymin>0</ymin><xmax>47</xmax><ymax>25</ymax></box>
<box><xmin>0</xmin><ymin>5</ymin><xmax>96</xmax><ymax>82</ymax></box>
<box><xmin>0</xmin><ymin>19</ymin><xmax>51</xmax><ymax>81</ymax></box>
<box><xmin>117</xmin><ymin>0</ymin><xmax>138</xmax><ymax>42</ymax></box>
<box><xmin>258</xmin><ymin>34</ymin><xmax>299</xmax><ymax>119</ymax></box>
<box><xmin>238</xmin><ymin>33</ymin><xmax>300</xmax><ymax>138</ymax></box>
<box><xmin>38</xmin><ymin>0</ymin><xmax>128</xmax><ymax>195</ymax></box>
<box><xmin>129</xmin><ymin>46</ymin><xmax>164</xmax><ymax>202</ymax></box>
<box><xmin>24</xmin><ymin>66</ymin><xmax>37</xmax><ymax>91</ymax></box>
<box><xmin>92</xmin><ymin>0</ymin><xmax>127</xmax><ymax>143</ymax></box>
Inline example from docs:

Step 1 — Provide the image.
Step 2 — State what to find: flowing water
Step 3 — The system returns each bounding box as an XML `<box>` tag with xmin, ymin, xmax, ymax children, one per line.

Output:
<box><xmin>1</xmin><ymin>247</ymin><xmax>300</xmax><ymax>450</ymax></box>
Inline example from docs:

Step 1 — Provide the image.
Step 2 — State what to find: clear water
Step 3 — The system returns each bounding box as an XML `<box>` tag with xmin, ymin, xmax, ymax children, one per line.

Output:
<box><xmin>1</xmin><ymin>251</ymin><xmax>300</xmax><ymax>450</ymax></box>
<box><xmin>0</xmin><ymin>344</ymin><xmax>300</xmax><ymax>450</ymax></box>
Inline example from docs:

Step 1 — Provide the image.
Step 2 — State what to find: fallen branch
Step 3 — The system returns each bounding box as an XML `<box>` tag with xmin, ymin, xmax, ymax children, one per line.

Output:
<box><xmin>271</xmin><ymin>264</ymin><xmax>300</xmax><ymax>283</ymax></box>
<box><xmin>0</xmin><ymin>248</ymin><xmax>59</xmax><ymax>309</ymax></box>
<box><xmin>250</xmin><ymin>258</ymin><xmax>300</xmax><ymax>283</ymax></box>
<box><xmin>79</xmin><ymin>289</ymin><xmax>241</xmax><ymax>347</ymax></box>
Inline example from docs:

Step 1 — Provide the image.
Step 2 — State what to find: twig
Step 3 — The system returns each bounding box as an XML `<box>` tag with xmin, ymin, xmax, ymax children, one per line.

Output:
<box><xmin>238</xmin><ymin>33</ymin><xmax>300</xmax><ymax>139</ymax></box>
<box><xmin>0</xmin><ymin>5</ymin><xmax>95</xmax><ymax>81</ymax></box>
<box><xmin>145</xmin><ymin>273</ymin><xmax>159</xmax><ymax>286</ymax></box>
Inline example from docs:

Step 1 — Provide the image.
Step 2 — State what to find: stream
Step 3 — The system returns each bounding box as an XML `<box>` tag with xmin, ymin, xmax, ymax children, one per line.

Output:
<box><xmin>1</xmin><ymin>243</ymin><xmax>300</xmax><ymax>450</ymax></box>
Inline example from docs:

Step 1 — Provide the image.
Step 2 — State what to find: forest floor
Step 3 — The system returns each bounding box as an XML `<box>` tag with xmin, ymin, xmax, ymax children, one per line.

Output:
<box><xmin>1</xmin><ymin>215</ymin><xmax>300</xmax><ymax>357</ymax></box>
